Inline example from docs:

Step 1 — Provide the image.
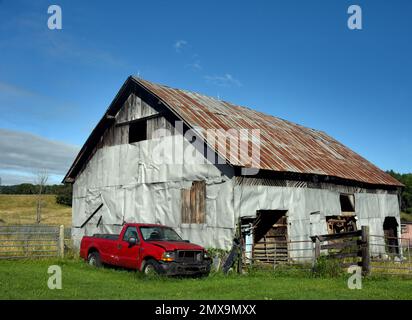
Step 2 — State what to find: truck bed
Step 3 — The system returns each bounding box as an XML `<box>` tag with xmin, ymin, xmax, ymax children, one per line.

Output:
<box><xmin>91</xmin><ymin>233</ymin><xmax>119</xmax><ymax>240</ymax></box>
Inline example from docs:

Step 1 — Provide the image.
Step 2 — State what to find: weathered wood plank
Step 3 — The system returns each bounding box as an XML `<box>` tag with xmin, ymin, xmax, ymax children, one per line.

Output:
<box><xmin>321</xmin><ymin>240</ymin><xmax>361</xmax><ymax>250</ymax></box>
<box><xmin>181</xmin><ymin>189</ymin><xmax>191</xmax><ymax>224</ymax></box>
<box><xmin>311</xmin><ymin>230</ymin><xmax>362</xmax><ymax>242</ymax></box>
<box><xmin>361</xmin><ymin>225</ymin><xmax>370</xmax><ymax>275</ymax></box>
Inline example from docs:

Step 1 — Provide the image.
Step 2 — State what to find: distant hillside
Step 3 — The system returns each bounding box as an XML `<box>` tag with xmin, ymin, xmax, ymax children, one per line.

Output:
<box><xmin>0</xmin><ymin>183</ymin><xmax>72</xmax><ymax>207</ymax></box>
<box><xmin>0</xmin><ymin>195</ymin><xmax>71</xmax><ymax>226</ymax></box>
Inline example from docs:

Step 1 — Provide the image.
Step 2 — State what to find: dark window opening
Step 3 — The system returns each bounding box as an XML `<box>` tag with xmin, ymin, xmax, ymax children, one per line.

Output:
<box><xmin>383</xmin><ymin>217</ymin><xmax>399</xmax><ymax>254</ymax></box>
<box><xmin>340</xmin><ymin>194</ymin><xmax>355</xmax><ymax>212</ymax></box>
<box><xmin>181</xmin><ymin>181</ymin><xmax>206</xmax><ymax>224</ymax></box>
<box><xmin>122</xmin><ymin>226</ymin><xmax>139</xmax><ymax>242</ymax></box>
<box><xmin>129</xmin><ymin>121</ymin><xmax>147</xmax><ymax>143</ymax></box>
<box><xmin>140</xmin><ymin>226</ymin><xmax>182</xmax><ymax>241</ymax></box>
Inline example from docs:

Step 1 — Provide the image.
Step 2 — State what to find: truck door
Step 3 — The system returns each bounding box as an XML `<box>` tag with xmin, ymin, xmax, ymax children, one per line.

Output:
<box><xmin>117</xmin><ymin>226</ymin><xmax>141</xmax><ymax>269</ymax></box>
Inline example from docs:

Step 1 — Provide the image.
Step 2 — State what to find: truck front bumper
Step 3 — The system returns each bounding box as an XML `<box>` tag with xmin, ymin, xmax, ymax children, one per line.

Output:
<box><xmin>159</xmin><ymin>260</ymin><xmax>211</xmax><ymax>276</ymax></box>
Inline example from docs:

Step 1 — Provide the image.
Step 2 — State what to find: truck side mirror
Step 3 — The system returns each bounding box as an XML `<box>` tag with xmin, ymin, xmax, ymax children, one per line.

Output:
<box><xmin>128</xmin><ymin>237</ymin><xmax>138</xmax><ymax>246</ymax></box>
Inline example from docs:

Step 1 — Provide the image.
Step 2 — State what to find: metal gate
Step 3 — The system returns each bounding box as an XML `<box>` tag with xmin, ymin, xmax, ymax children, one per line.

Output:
<box><xmin>0</xmin><ymin>225</ymin><xmax>68</xmax><ymax>260</ymax></box>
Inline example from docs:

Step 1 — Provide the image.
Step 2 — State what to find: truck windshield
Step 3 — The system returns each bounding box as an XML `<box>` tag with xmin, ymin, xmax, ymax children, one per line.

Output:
<box><xmin>140</xmin><ymin>226</ymin><xmax>183</xmax><ymax>241</ymax></box>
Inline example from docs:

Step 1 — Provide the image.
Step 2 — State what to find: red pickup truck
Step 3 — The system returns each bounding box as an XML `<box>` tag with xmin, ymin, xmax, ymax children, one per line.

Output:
<box><xmin>80</xmin><ymin>223</ymin><xmax>211</xmax><ymax>276</ymax></box>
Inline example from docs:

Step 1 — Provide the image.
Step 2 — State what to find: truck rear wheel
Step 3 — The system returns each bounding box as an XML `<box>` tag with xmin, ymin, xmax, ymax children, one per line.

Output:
<box><xmin>142</xmin><ymin>259</ymin><xmax>161</xmax><ymax>275</ymax></box>
<box><xmin>87</xmin><ymin>252</ymin><xmax>102</xmax><ymax>268</ymax></box>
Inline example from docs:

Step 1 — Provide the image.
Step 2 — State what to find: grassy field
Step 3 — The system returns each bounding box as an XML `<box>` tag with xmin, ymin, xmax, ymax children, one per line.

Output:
<box><xmin>0</xmin><ymin>258</ymin><xmax>411</xmax><ymax>300</ymax></box>
<box><xmin>401</xmin><ymin>211</ymin><xmax>412</xmax><ymax>222</ymax></box>
<box><xmin>0</xmin><ymin>195</ymin><xmax>71</xmax><ymax>226</ymax></box>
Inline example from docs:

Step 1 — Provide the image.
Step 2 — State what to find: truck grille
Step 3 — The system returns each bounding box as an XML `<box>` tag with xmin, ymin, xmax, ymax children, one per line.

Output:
<box><xmin>176</xmin><ymin>250</ymin><xmax>202</xmax><ymax>263</ymax></box>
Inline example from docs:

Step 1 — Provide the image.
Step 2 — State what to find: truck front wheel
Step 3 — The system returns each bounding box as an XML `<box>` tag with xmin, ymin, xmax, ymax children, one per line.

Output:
<box><xmin>87</xmin><ymin>252</ymin><xmax>102</xmax><ymax>268</ymax></box>
<box><xmin>142</xmin><ymin>259</ymin><xmax>161</xmax><ymax>275</ymax></box>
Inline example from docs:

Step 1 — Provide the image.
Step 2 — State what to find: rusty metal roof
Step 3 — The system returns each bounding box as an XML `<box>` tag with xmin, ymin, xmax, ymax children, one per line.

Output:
<box><xmin>63</xmin><ymin>76</ymin><xmax>402</xmax><ymax>187</ymax></box>
<box><xmin>134</xmin><ymin>77</ymin><xmax>402</xmax><ymax>187</ymax></box>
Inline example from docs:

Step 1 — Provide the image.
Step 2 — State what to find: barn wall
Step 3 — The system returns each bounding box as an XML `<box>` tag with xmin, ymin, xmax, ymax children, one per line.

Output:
<box><xmin>71</xmin><ymin>91</ymin><xmax>401</xmax><ymax>256</ymax></box>
<box><xmin>72</xmin><ymin>133</ymin><xmax>236</xmax><ymax>249</ymax></box>
<box><xmin>73</xmin><ymin>150</ymin><xmax>400</xmax><ymax>255</ymax></box>
<box><xmin>234</xmin><ymin>181</ymin><xmax>400</xmax><ymax>259</ymax></box>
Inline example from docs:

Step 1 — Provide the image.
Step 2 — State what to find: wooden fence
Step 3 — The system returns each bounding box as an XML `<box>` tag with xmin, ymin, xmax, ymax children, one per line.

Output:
<box><xmin>241</xmin><ymin>226</ymin><xmax>371</xmax><ymax>273</ymax></box>
<box><xmin>243</xmin><ymin>225</ymin><xmax>412</xmax><ymax>277</ymax></box>
<box><xmin>369</xmin><ymin>234</ymin><xmax>412</xmax><ymax>276</ymax></box>
<box><xmin>241</xmin><ymin>238</ymin><xmax>314</xmax><ymax>268</ymax></box>
<box><xmin>0</xmin><ymin>225</ymin><xmax>70</xmax><ymax>260</ymax></box>
<box><xmin>311</xmin><ymin>226</ymin><xmax>370</xmax><ymax>275</ymax></box>
<box><xmin>1</xmin><ymin>224</ymin><xmax>411</xmax><ymax>277</ymax></box>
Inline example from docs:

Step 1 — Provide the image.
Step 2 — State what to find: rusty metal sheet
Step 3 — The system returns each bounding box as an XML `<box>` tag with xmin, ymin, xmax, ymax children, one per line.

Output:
<box><xmin>135</xmin><ymin>77</ymin><xmax>402</xmax><ymax>187</ymax></box>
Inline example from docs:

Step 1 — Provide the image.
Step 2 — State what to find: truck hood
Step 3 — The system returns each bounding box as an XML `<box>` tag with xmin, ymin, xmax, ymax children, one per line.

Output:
<box><xmin>146</xmin><ymin>241</ymin><xmax>204</xmax><ymax>251</ymax></box>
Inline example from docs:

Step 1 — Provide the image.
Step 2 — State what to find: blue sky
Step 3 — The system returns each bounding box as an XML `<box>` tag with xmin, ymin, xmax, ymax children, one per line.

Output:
<box><xmin>0</xmin><ymin>0</ymin><xmax>411</xmax><ymax>184</ymax></box>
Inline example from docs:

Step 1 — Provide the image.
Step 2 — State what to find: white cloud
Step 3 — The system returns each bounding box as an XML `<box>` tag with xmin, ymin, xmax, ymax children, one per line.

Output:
<box><xmin>0</xmin><ymin>82</ymin><xmax>35</xmax><ymax>98</ymax></box>
<box><xmin>186</xmin><ymin>60</ymin><xmax>202</xmax><ymax>71</ymax></box>
<box><xmin>204</xmin><ymin>74</ymin><xmax>242</xmax><ymax>87</ymax></box>
<box><xmin>174</xmin><ymin>40</ymin><xmax>188</xmax><ymax>52</ymax></box>
<box><xmin>0</xmin><ymin>129</ymin><xmax>79</xmax><ymax>184</ymax></box>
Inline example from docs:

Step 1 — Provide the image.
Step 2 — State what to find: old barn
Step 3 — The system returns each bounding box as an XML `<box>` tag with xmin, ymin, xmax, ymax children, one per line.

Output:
<box><xmin>64</xmin><ymin>76</ymin><xmax>403</xmax><ymax>261</ymax></box>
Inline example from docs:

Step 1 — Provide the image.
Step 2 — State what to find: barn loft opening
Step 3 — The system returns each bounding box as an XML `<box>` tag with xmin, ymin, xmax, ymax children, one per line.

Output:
<box><xmin>129</xmin><ymin>121</ymin><xmax>147</xmax><ymax>143</ymax></box>
<box><xmin>383</xmin><ymin>217</ymin><xmax>399</xmax><ymax>254</ymax></box>
<box><xmin>325</xmin><ymin>194</ymin><xmax>357</xmax><ymax>234</ymax></box>
<box><xmin>340</xmin><ymin>194</ymin><xmax>355</xmax><ymax>213</ymax></box>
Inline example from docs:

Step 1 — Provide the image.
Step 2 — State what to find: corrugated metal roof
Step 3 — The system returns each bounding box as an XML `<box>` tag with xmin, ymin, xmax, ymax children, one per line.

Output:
<box><xmin>135</xmin><ymin>77</ymin><xmax>402</xmax><ymax>187</ymax></box>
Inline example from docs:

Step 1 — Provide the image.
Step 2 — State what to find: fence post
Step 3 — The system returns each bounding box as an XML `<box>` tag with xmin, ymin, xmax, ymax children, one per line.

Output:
<box><xmin>312</xmin><ymin>237</ymin><xmax>320</xmax><ymax>269</ymax></box>
<box><xmin>24</xmin><ymin>238</ymin><xmax>29</xmax><ymax>257</ymax></box>
<box><xmin>315</xmin><ymin>237</ymin><xmax>321</xmax><ymax>259</ymax></box>
<box><xmin>361</xmin><ymin>226</ymin><xmax>370</xmax><ymax>276</ymax></box>
<box><xmin>58</xmin><ymin>225</ymin><xmax>64</xmax><ymax>258</ymax></box>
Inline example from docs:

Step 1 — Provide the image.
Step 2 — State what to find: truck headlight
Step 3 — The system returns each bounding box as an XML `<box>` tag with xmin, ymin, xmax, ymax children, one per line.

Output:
<box><xmin>161</xmin><ymin>251</ymin><xmax>175</xmax><ymax>262</ymax></box>
<box><xmin>203</xmin><ymin>251</ymin><xmax>210</xmax><ymax>260</ymax></box>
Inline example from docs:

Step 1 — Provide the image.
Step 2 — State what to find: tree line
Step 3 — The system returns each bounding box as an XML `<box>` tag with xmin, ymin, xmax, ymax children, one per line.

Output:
<box><xmin>387</xmin><ymin>170</ymin><xmax>412</xmax><ymax>214</ymax></box>
<box><xmin>0</xmin><ymin>183</ymin><xmax>72</xmax><ymax>207</ymax></box>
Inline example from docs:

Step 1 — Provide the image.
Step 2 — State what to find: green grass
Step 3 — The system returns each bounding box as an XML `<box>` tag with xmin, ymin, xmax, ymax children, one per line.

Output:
<box><xmin>0</xmin><ymin>259</ymin><xmax>411</xmax><ymax>300</ymax></box>
<box><xmin>0</xmin><ymin>194</ymin><xmax>71</xmax><ymax>226</ymax></box>
<box><xmin>401</xmin><ymin>211</ymin><xmax>412</xmax><ymax>222</ymax></box>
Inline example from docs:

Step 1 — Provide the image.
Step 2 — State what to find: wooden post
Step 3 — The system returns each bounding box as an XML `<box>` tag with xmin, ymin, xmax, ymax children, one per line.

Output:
<box><xmin>361</xmin><ymin>226</ymin><xmax>370</xmax><ymax>276</ymax></box>
<box><xmin>237</xmin><ymin>219</ymin><xmax>243</xmax><ymax>273</ymax></box>
<box><xmin>59</xmin><ymin>225</ymin><xmax>65</xmax><ymax>258</ymax></box>
<box><xmin>315</xmin><ymin>237</ymin><xmax>321</xmax><ymax>259</ymax></box>
<box><xmin>24</xmin><ymin>238</ymin><xmax>29</xmax><ymax>257</ymax></box>
<box><xmin>312</xmin><ymin>237</ymin><xmax>321</xmax><ymax>269</ymax></box>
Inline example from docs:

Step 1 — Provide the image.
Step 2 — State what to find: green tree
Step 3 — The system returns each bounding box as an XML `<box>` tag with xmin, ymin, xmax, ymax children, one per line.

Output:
<box><xmin>387</xmin><ymin>170</ymin><xmax>412</xmax><ymax>214</ymax></box>
<box><xmin>56</xmin><ymin>184</ymin><xmax>72</xmax><ymax>207</ymax></box>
